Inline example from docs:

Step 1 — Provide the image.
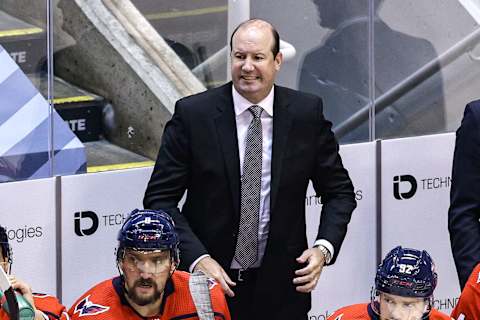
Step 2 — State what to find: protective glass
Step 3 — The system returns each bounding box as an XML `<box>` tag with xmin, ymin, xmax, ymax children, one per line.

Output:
<box><xmin>122</xmin><ymin>250</ymin><xmax>171</xmax><ymax>274</ymax></box>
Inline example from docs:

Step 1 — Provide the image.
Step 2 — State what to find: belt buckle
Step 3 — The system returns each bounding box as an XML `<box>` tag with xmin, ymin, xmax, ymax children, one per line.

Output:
<box><xmin>237</xmin><ymin>269</ymin><xmax>245</xmax><ymax>282</ymax></box>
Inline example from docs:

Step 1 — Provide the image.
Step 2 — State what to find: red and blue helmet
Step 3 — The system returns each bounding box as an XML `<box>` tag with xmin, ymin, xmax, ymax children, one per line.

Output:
<box><xmin>375</xmin><ymin>246</ymin><xmax>437</xmax><ymax>298</ymax></box>
<box><xmin>116</xmin><ymin>209</ymin><xmax>180</xmax><ymax>265</ymax></box>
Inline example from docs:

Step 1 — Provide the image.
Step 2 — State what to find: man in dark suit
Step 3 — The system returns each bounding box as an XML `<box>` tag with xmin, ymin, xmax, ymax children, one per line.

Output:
<box><xmin>449</xmin><ymin>100</ymin><xmax>480</xmax><ymax>290</ymax></box>
<box><xmin>144</xmin><ymin>19</ymin><xmax>356</xmax><ymax>319</ymax></box>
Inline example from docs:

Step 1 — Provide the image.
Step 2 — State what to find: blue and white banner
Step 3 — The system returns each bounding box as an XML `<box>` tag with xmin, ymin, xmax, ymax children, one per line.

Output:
<box><xmin>0</xmin><ymin>45</ymin><xmax>86</xmax><ymax>182</ymax></box>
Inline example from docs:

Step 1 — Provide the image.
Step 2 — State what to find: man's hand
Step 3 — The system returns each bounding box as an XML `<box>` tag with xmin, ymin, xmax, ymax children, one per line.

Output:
<box><xmin>194</xmin><ymin>256</ymin><xmax>236</xmax><ymax>297</ymax></box>
<box><xmin>9</xmin><ymin>275</ymin><xmax>35</xmax><ymax>307</ymax></box>
<box><xmin>293</xmin><ymin>247</ymin><xmax>326</xmax><ymax>293</ymax></box>
<box><xmin>8</xmin><ymin>275</ymin><xmax>44</xmax><ymax>320</ymax></box>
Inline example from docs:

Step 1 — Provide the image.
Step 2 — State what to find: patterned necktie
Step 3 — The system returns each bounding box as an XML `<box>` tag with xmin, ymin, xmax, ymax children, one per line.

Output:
<box><xmin>234</xmin><ymin>105</ymin><xmax>263</xmax><ymax>270</ymax></box>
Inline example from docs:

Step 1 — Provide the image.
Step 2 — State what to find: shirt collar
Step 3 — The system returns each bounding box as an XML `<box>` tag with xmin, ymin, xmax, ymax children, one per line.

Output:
<box><xmin>232</xmin><ymin>85</ymin><xmax>274</xmax><ymax>117</ymax></box>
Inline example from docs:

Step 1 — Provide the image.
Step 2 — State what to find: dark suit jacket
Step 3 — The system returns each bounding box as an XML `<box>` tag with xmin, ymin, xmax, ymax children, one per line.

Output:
<box><xmin>144</xmin><ymin>82</ymin><xmax>356</xmax><ymax>317</ymax></box>
<box><xmin>449</xmin><ymin>100</ymin><xmax>480</xmax><ymax>289</ymax></box>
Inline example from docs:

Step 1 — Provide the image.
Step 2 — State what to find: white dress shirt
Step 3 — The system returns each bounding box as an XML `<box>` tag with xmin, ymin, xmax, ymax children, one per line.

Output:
<box><xmin>189</xmin><ymin>86</ymin><xmax>334</xmax><ymax>272</ymax></box>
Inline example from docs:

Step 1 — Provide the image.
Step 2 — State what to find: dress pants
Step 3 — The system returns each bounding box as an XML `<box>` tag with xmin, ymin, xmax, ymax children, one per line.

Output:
<box><xmin>225</xmin><ymin>268</ymin><xmax>310</xmax><ymax>319</ymax></box>
<box><xmin>226</xmin><ymin>269</ymin><xmax>258</xmax><ymax>320</ymax></box>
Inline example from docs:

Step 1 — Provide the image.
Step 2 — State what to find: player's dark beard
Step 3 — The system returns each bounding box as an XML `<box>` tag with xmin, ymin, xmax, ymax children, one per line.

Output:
<box><xmin>127</xmin><ymin>278</ymin><xmax>162</xmax><ymax>306</ymax></box>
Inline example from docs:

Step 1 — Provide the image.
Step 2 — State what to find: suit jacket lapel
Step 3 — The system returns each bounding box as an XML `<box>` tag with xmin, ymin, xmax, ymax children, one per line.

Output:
<box><xmin>270</xmin><ymin>86</ymin><xmax>292</xmax><ymax>216</ymax></box>
<box><xmin>214</xmin><ymin>83</ymin><xmax>241</xmax><ymax>221</ymax></box>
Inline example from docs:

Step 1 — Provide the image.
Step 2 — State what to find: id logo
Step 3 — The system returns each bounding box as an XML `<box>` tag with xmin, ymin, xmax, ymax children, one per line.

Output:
<box><xmin>393</xmin><ymin>175</ymin><xmax>417</xmax><ymax>200</ymax></box>
<box><xmin>74</xmin><ymin>211</ymin><xmax>99</xmax><ymax>236</ymax></box>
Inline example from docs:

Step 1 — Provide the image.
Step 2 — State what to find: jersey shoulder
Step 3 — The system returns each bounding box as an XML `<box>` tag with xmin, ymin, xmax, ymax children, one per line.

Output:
<box><xmin>429</xmin><ymin>308</ymin><xmax>453</xmax><ymax>319</ymax></box>
<box><xmin>328</xmin><ymin>303</ymin><xmax>370</xmax><ymax>320</ymax></box>
<box><xmin>68</xmin><ymin>278</ymin><xmax>123</xmax><ymax>320</ymax></box>
<box><xmin>32</xmin><ymin>293</ymin><xmax>67</xmax><ymax>320</ymax></box>
<box><xmin>451</xmin><ymin>265</ymin><xmax>480</xmax><ymax>320</ymax></box>
<box><xmin>465</xmin><ymin>263</ymin><xmax>480</xmax><ymax>289</ymax></box>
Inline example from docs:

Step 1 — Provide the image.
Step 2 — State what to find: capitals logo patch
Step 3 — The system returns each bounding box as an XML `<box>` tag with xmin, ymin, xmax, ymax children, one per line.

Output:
<box><xmin>207</xmin><ymin>278</ymin><xmax>218</xmax><ymax>290</ymax></box>
<box><xmin>74</xmin><ymin>295</ymin><xmax>110</xmax><ymax>317</ymax></box>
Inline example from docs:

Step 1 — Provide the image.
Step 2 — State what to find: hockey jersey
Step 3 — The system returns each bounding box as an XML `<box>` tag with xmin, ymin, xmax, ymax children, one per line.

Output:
<box><xmin>68</xmin><ymin>271</ymin><xmax>230</xmax><ymax>320</ymax></box>
<box><xmin>327</xmin><ymin>302</ymin><xmax>451</xmax><ymax>320</ymax></box>
<box><xmin>0</xmin><ymin>293</ymin><xmax>68</xmax><ymax>320</ymax></box>
<box><xmin>451</xmin><ymin>263</ymin><xmax>480</xmax><ymax>320</ymax></box>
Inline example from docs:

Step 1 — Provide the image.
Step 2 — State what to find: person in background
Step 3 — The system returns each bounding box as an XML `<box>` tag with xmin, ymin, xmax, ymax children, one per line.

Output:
<box><xmin>299</xmin><ymin>0</ymin><xmax>445</xmax><ymax>143</ymax></box>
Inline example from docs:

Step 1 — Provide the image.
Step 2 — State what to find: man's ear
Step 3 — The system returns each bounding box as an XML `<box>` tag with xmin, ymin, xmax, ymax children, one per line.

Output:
<box><xmin>274</xmin><ymin>51</ymin><xmax>283</xmax><ymax>71</ymax></box>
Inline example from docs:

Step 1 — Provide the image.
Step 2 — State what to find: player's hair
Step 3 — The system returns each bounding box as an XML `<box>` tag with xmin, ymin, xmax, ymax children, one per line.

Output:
<box><xmin>0</xmin><ymin>225</ymin><xmax>12</xmax><ymax>268</ymax></box>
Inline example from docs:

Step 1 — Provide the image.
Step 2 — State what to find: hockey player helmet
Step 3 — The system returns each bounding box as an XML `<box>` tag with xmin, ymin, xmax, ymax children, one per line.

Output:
<box><xmin>371</xmin><ymin>246</ymin><xmax>437</xmax><ymax>319</ymax></box>
<box><xmin>375</xmin><ymin>246</ymin><xmax>437</xmax><ymax>298</ymax></box>
<box><xmin>116</xmin><ymin>209</ymin><xmax>180</xmax><ymax>265</ymax></box>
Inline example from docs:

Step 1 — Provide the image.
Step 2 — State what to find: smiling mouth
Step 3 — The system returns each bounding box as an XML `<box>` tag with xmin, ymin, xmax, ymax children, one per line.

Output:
<box><xmin>241</xmin><ymin>76</ymin><xmax>259</xmax><ymax>81</ymax></box>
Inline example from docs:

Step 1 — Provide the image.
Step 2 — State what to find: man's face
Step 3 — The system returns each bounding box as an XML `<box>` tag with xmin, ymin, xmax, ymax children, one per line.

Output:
<box><xmin>379</xmin><ymin>292</ymin><xmax>428</xmax><ymax>320</ymax></box>
<box><xmin>231</xmin><ymin>23</ymin><xmax>283</xmax><ymax>104</ymax></box>
<box><xmin>121</xmin><ymin>249</ymin><xmax>175</xmax><ymax>306</ymax></box>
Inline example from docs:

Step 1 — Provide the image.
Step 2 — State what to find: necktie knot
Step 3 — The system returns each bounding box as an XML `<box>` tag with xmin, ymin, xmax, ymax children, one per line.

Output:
<box><xmin>249</xmin><ymin>105</ymin><xmax>263</xmax><ymax>119</ymax></box>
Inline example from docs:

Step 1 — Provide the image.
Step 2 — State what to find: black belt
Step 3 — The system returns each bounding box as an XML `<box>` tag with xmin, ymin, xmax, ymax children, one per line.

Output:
<box><xmin>228</xmin><ymin>268</ymin><xmax>259</xmax><ymax>283</ymax></box>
